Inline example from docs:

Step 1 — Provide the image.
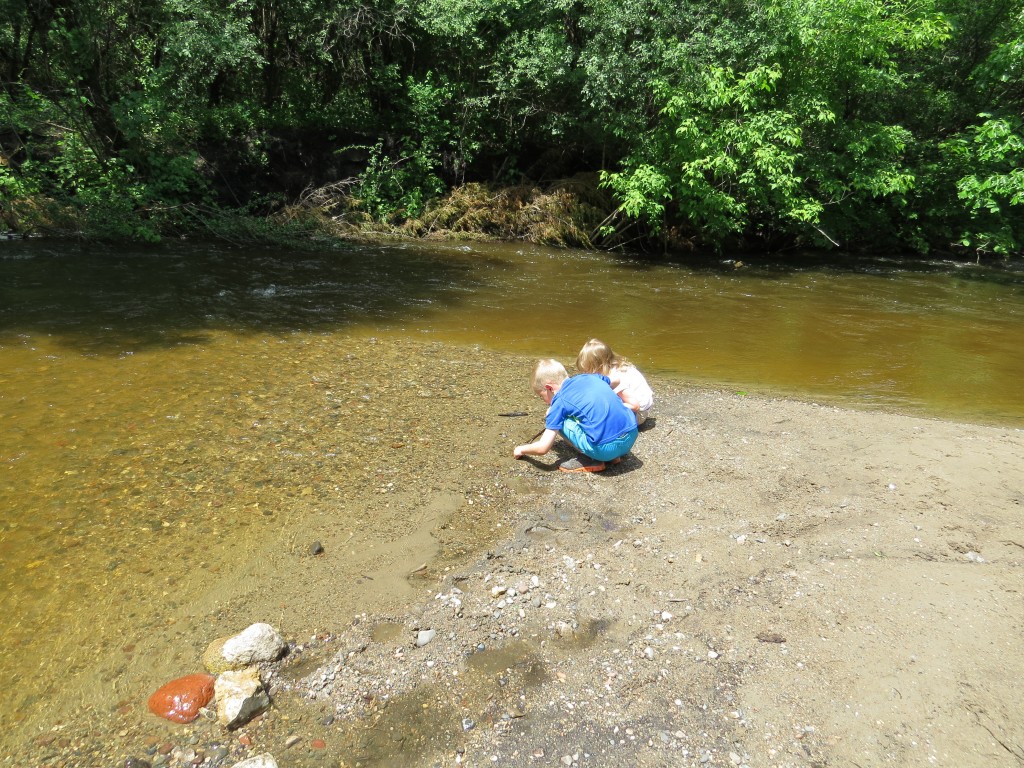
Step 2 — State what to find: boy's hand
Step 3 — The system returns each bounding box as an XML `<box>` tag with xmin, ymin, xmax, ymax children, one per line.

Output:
<box><xmin>514</xmin><ymin>429</ymin><xmax>554</xmax><ymax>459</ymax></box>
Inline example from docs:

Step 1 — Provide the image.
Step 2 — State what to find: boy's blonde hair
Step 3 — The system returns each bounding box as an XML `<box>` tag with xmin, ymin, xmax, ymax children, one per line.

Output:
<box><xmin>531</xmin><ymin>358</ymin><xmax>568</xmax><ymax>393</ymax></box>
<box><xmin>575</xmin><ymin>338</ymin><xmax>628</xmax><ymax>375</ymax></box>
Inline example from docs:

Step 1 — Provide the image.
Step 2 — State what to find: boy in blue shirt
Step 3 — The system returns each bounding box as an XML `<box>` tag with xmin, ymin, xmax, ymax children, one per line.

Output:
<box><xmin>513</xmin><ymin>358</ymin><xmax>639</xmax><ymax>473</ymax></box>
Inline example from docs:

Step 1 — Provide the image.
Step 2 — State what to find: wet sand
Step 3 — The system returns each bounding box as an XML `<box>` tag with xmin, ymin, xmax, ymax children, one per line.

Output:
<box><xmin>9</xmin><ymin>342</ymin><xmax>1024</xmax><ymax>768</ymax></box>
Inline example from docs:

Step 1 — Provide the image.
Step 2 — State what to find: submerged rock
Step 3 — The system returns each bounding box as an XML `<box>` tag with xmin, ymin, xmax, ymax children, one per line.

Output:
<box><xmin>201</xmin><ymin>638</ymin><xmax>233</xmax><ymax>675</ymax></box>
<box><xmin>147</xmin><ymin>674</ymin><xmax>216</xmax><ymax>723</ymax></box>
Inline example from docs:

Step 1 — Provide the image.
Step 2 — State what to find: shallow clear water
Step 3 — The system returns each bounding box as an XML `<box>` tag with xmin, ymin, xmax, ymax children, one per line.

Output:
<box><xmin>1</xmin><ymin>238</ymin><xmax>1022</xmax><ymax>752</ymax></box>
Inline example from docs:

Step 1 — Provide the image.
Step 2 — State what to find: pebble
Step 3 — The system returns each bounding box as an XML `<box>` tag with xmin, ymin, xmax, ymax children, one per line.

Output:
<box><xmin>417</xmin><ymin>629</ymin><xmax>436</xmax><ymax>646</ymax></box>
<box><xmin>209</xmin><ymin>746</ymin><xmax>229</xmax><ymax>761</ymax></box>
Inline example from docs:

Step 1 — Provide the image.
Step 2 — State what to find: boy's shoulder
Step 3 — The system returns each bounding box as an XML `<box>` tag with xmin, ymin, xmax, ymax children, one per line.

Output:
<box><xmin>563</xmin><ymin>373</ymin><xmax>613</xmax><ymax>396</ymax></box>
<box><xmin>568</xmin><ymin>372</ymin><xmax>610</xmax><ymax>386</ymax></box>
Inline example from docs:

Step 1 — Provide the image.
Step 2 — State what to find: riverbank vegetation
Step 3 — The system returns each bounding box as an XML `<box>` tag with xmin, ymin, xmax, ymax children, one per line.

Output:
<box><xmin>1</xmin><ymin>0</ymin><xmax>1022</xmax><ymax>256</ymax></box>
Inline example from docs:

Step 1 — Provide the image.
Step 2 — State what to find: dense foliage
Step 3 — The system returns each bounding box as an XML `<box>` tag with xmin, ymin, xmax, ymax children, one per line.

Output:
<box><xmin>1</xmin><ymin>0</ymin><xmax>1021</xmax><ymax>255</ymax></box>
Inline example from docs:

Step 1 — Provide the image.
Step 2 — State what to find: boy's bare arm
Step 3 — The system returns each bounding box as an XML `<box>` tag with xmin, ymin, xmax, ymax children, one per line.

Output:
<box><xmin>618</xmin><ymin>389</ymin><xmax>641</xmax><ymax>413</ymax></box>
<box><xmin>514</xmin><ymin>428</ymin><xmax>558</xmax><ymax>458</ymax></box>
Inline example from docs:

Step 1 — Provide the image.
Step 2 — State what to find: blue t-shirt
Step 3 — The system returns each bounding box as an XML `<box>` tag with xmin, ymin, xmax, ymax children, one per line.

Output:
<box><xmin>545</xmin><ymin>374</ymin><xmax>637</xmax><ymax>446</ymax></box>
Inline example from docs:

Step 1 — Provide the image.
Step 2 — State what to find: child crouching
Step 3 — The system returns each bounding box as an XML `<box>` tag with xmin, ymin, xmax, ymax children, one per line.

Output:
<box><xmin>576</xmin><ymin>338</ymin><xmax>654</xmax><ymax>426</ymax></box>
<box><xmin>513</xmin><ymin>358</ymin><xmax>638</xmax><ymax>473</ymax></box>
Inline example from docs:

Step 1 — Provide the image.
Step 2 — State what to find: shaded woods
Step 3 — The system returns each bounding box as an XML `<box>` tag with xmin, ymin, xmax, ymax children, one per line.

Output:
<box><xmin>1</xmin><ymin>0</ymin><xmax>1021</xmax><ymax>255</ymax></box>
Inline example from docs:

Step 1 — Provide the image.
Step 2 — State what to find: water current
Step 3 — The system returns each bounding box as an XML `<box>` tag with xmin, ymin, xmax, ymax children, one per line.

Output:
<box><xmin>1</xmin><ymin>238</ymin><xmax>1022</xmax><ymax>755</ymax></box>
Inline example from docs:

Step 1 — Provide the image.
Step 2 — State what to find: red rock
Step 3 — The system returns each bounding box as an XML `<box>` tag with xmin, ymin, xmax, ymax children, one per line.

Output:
<box><xmin>147</xmin><ymin>674</ymin><xmax>216</xmax><ymax>723</ymax></box>
<box><xmin>238</xmin><ymin>734</ymin><xmax>253</xmax><ymax>746</ymax></box>
<box><xmin>311</xmin><ymin>739</ymin><xmax>327</xmax><ymax>750</ymax></box>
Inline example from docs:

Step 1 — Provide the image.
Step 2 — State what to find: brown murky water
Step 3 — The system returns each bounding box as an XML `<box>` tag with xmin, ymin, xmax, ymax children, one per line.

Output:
<box><xmin>1</xmin><ymin>239</ymin><xmax>1022</xmax><ymax>756</ymax></box>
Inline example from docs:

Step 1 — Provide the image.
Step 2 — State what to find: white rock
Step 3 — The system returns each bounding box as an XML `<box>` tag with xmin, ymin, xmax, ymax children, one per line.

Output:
<box><xmin>229</xmin><ymin>755</ymin><xmax>278</xmax><ymax>768</ymax></box>
<box><xmin>216</xmin><ymin>668</ymin><xmax>270</xmax><ymax>729</ymax></box>
<box><xmin>221</xmin><ymin>623</ymin><xmax>286</xmax><ymax>666</ymax></box>
<box><xmin>416</xmin><ymin>629</ymin><xmax>436</xmax><ymax>647</ymax></box>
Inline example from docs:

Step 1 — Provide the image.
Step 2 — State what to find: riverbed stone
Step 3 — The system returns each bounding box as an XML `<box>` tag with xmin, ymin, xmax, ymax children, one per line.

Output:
<box><xmin>228</xmin><ymin>755</ymin><xmax>279</xmax><ymax>768</ymax></box>
<box><xmin>147</xmin><ymin>674</ymin><xmax>216</xmax><ymax>724</ymax></box>
<box><xmin>204</xmin><ymin>623</ymin><xmax>286</xmax><ymax>673</ymax></box>
<box><xmin>215</xmin><ymin>668</ymin><xmax>270</xmax><ymax>729</ymax></box>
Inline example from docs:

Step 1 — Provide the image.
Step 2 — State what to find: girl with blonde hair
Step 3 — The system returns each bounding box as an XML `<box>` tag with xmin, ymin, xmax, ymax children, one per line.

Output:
<box><xmin>575</xmin><ymin>339</ymin><xmax>654</xmax><ymax>425</ymax></box>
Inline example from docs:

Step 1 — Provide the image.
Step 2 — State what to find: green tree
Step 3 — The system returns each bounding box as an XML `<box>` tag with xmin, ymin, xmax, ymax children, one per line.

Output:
<box><xmin>602</xmin><ymin>0</ymin><xmax>954</xmax><ymax>250</ymax></box>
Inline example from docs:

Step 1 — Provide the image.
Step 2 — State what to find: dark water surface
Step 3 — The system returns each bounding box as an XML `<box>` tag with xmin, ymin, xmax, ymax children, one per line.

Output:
<box><xmin>1</xmin><ymin>238</ymin><xmax>1022</xmax><ymax>753</ymax></box>
<box><xmin>3</xmin><ymin>239</ymin><xmax>1022</xmax><ymax>424</ymax></box>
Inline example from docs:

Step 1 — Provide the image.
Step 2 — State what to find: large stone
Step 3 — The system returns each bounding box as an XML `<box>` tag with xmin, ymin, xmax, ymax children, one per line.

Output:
<box><xmin>228</xmin><ymin>755</ymin><xmax>278</xmax><ymax>768</ymax></box>
<box><xmin>147</xmin><ymin>674</ymin><xmax>216</xmax><ymax>723</ymax></box>
<box><xmin>215</xmin><ymin>668</ymin><xmax>270</xmax><ymax>729</ymax></box>
<box><xmin>203</xmin><ymin>623</ymin><xmax>286</xmax><ymax>673</ymax></box>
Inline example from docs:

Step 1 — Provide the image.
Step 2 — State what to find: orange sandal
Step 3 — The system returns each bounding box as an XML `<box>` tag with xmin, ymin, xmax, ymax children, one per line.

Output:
<box><xmin>559</xmin><ymin>457</ymin><xmax>607</xmax><ymax>473</ymax></box>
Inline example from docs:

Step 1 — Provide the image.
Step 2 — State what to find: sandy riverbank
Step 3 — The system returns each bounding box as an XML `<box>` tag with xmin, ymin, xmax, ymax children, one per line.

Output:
<box><xmin>15</xmin><ymin>354</ymin><xmax>1024</xmax><ymax>768</ymax></box>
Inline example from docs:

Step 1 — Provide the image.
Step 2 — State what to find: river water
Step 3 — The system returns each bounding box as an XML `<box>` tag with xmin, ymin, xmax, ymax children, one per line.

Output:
<box><xmin>1</xmin><ymin>238</ymin><xmax>1022</xmax><ymax>754</ymax></box>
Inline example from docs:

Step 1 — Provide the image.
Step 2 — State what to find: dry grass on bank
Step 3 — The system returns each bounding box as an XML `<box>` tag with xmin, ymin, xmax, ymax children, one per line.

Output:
<box><xmin>3</xmin><ymin>174</ymin><xmax>633</xmax><ymax>251</ymax></box>
<box><xmin>403</xmin><ymin>175</ymin><xmax>613</xmax><ymax>247</ymax></box>
<box><xmin>280</xmin><ymin>174</ymin><xmax>618</xmax><ymax>249</ymax></box>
